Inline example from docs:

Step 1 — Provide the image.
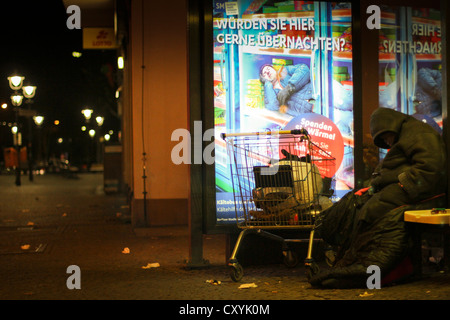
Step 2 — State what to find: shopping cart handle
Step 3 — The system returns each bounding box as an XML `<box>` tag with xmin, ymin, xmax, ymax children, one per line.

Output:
<box><xmin>221</xmin><ymin>129</ymin><xmax>308</xmax><ymax>140</ymax></box>
<box><xmin>290</xmin><ymin>129</ymin><xmax>309</xmax><ymax>135</ymax></box>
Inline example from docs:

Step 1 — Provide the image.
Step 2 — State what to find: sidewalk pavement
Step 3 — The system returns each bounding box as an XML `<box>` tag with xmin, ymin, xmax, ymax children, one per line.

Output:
<box><xmin>0</xmin><ymin>172</ymin><xmax>449</xmax><ymax>304</ymax></box>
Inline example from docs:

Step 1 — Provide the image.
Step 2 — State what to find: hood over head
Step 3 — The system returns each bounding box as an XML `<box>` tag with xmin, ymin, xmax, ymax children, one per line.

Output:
<box><xmin>370</xmin><ymin>108</ymin><xmax>407</xmax><ymax>149</ymax></box>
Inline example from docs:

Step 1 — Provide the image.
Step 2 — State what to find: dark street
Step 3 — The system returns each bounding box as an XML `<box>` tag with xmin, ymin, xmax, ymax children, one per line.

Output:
<box><xmin>0</xmin><ymin>172</ymin><xmax>449</xmax><ymax>305</ymax></box>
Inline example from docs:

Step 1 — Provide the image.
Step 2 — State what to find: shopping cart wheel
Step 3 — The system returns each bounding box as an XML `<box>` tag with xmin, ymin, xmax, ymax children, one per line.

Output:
<box><xmin>229</xmin><ymin>263</ymin><xmax>244</xmax><ymax>282</ymax></box>
<box><xmin>305</xmin><ymin>259</ymin><xmax>319</xmax><ymax>280</ymax></box>
<box><xmin>283</xmin><ymin>250</ymin><xmax>299</xmax><ymax>268</ymax></box>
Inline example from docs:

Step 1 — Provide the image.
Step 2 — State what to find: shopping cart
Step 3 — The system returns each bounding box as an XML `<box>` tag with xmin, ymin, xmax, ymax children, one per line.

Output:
<box><xmin>222</xmin><ymin>129</ymin><xmax>335</xmax><ymax>281</ymax></box>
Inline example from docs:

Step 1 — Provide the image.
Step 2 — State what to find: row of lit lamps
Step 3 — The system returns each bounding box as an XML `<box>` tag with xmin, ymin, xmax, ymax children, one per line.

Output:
<box><xmin>81</xmin><ymin>108</ymin><xmax>112</xmax><ymax>141</ymax></box>
<box><xmin>72</xmin><ymin>51</ymin><xmax>124</xmax><ymax>70</ymax></box>
<box><xmin>7</xmin><ymin>76</ymin><xmax>113</xmax><ymax>142</ymax></box>
<box><xmin>8</xmin><ymin>75</ymin><xmax>36</xmax><ymax>103</ymax></box>
<box><xmin>7</xmin><ymin>75</ymin><xmax>39</xmax><ymax>185</ymax></box>
<box><xmin>7</xmin><ymin>75</ymin><xmax>44</xmax><ymax>127</ymax></box>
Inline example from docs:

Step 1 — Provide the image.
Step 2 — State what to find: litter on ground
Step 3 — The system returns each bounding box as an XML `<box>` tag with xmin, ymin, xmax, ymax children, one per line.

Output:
<box><xmin>359</xmin><ymin>291</ymin><xmax>374</xmax><ymax>297</ymax></box>
<box><xmin>238</xmin><ymin>283</ymin><xmax>258</xmax><ymax>289</ymax></box>
<box><xmin>142</xmin><ymin>262</ymin><xmax>160</xmax><ymax>269</ymax></box>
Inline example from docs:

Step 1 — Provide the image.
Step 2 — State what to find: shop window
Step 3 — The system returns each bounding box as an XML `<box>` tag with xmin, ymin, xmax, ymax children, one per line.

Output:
<box><xmin>213</xmin><ymin>1</ymin><xmax>354</xmax><ymax>223</ymax></box>
<box><xmin>378</xmin><ymin>5</ymin><xmax>442</xmax><ymax>129</ymax></box>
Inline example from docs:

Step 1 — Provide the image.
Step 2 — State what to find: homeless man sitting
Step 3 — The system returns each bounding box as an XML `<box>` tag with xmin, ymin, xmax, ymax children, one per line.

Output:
<box><xmin>309</xmin><ymin>107</ymin><xmax>447</xmax><ymax>288</ymax></box>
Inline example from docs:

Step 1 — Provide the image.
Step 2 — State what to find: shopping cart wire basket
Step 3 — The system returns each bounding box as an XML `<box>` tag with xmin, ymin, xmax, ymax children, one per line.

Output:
<box><xmin>222</xmin><ymin>129</ymin><xmax>336</xmax><ymax>281</ymax></box>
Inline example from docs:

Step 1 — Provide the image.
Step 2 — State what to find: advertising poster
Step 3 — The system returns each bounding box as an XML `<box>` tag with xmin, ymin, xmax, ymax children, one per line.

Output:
<box><xmin>213</xmin><ymin>1</ymin><xmax>354</xmax><ymax>223</ymax></box>
<box><xmin>378</xmin><ymin>6</ymin><xmax>442</xmax><ymax>131</ymax></box>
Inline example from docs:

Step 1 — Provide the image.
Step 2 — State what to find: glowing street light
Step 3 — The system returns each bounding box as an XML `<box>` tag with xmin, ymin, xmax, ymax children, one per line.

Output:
<box><xmin>117</xmin><ymin>56</ymin><xmax>124</xmax><ymax>69</ymax></box>
<box><xmin>11</xmin><ymin>94</ymin><xmax>23</xmax><ymax>106</ymax></box>
<box><xmin>81</xmin><ymin>108</ymin><xmax>93</xmax><ymax>120</ymax></box>
<box><xmin>89</xmin><ymin>129</ymin><xmax>96</xmax><ymax>138</ymax></box>
<box><xmin>33</xmin><ymin>115</ymin><xmax>44</xmax><ymax>126</ymax></box>
<box><xmin>22</xmin><ymin>85</ymin><xmax>36</xmax><ymax>99</ymax></box>
<box><xmin>7</xmin><ymin>74</ymin><xmax>35</xmax><ymax>186</ymax></box>
<box><xmin>8</xmin><ymin>75</ymin><xmax>24</xmax><ymax>90</ymax></box>
<box><xmin>33</xmin><ymin>115</ymin><xmax>45</xmax><ymax>170</ymax></box>
<box><xmin>95</xmin><ymin>116</ymin><xmax>104</xmax><ymax>126</ymax></box>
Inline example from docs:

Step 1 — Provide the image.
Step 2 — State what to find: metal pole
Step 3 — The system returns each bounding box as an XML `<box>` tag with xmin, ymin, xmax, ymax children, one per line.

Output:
<box><xmin>15</xmin><ymin>109</ymin><xmax>21</xmax><ymax>186</ymax></box>
<box><xmin>28</xmin><ymin>110</ymin><xmax>33</xmax><ymax>182</ymax></box>
<box><xmin>186</xmin><ymin>0</ymin><xmax>209</xmax><ymax>269</ymax></box>
<box><xmin>441</xmin><ymin>0</ymin><xmax>450</xmax><ymax>204</ymax></box>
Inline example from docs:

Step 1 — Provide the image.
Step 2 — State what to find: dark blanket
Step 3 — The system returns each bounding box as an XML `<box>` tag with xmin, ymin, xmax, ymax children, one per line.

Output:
<box><xmin>309</xmin><ymin>191</ymin><xmax>446</xmax><ymax>288</ymax></box>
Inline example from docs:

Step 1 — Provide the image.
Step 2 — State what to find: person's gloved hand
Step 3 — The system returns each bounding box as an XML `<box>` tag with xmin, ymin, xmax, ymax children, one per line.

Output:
<box><xmin>277</xmin><ymin>83</ymin><xmax>295</xmax><ymax>105</ymax></box>
<box><xmin>354</xmin><ymin>186</ymin><xmax>376</xmax><ymax>196</ymax></box>
<box><xmin>354</xmin><ymin>187</ymin><xmax>369</xmax><ymax>196</ymax></box>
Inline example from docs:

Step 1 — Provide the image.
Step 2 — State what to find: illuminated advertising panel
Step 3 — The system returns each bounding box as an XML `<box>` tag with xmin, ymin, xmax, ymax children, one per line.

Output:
<box><xmin>378</xmin><ymin>5</ymin><xmax>442</xmax><ymax>130</ymax></box>
<box><xmin>213</xmin><ymin>1</ymin><xmax>354</xmax><ymax>223</ymax></box>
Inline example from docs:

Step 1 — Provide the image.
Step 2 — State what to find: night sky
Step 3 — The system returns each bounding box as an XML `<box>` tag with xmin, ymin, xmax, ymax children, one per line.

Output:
<box><xmin>0</xmin><ymin>1</ymin><xmax>80</xmax><ymax>122</ymax></box>
<box><xmin>0</xmin><ymin>0</ymin><xmax>119</xmax><ymax>165</ymax></box>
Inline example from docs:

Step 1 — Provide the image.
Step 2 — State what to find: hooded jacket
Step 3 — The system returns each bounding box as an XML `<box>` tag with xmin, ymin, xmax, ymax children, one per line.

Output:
<box><xmin>370</xmin><ymin>107</ymin><xmax>446</xmax><ymax>200</ymax></box>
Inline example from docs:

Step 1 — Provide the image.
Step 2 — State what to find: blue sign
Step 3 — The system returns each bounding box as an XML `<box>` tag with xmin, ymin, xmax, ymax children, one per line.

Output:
<box><xmin>214</xmin><ymin>0</ymin><xmax>226</xmax><ymax>13</ymax></box>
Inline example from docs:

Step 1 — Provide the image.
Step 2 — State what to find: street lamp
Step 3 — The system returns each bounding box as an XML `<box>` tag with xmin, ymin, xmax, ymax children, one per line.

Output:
<box><xmin>82</xmin><ymin>108</ymin><xmax>93</xmax><ymax>121</ymax></box>
<box><xmin>22</xmin><ymin>85</ymin><xmax>36</xmax><ymax>99</ymax></box>
<box><xmin>11</xmin><ymin>125</ymin><xmax>20</xmax><ymax>145</ymax></box>
<box><xmin>81</xmin><ymin>108</ymin><xmax>96</xmax><ymax>169</ymax></box>
<box><xmin>117</xmin><ymin>56</ymin><xmax>124</xmax><ymax>69</ymax></box>
<box><xmin>94</xmin><ymin>116</ymin><xmax>105</xmax><ymax>163</ymax></box>
<box><xmin>8</xmin><ymin>73</ymin><xmax>38</xmax><ymax>185</ymax></box>
<box><xmin>8</xmin><ymin>76</ymin><xmax>24</xmax><ymax>90</ymax></box>
<box><xmin>11</xmin><ymin>94</ymin><xmax>23</xmax><ymax>106</ymax></box>
<box><xmin>10</xmin><ymin>92</ymin><xmax>23</xmax><ymax>186</ymax></box>
<box><xmin>22</xmin><ymin>84</ymin><xmax>37</xmax><ymax>182</ymax></box>
<box><xmin>33</xmin><ymin>115</ymin><xmax>44</xmax><ymax>171</ymax></box>
<box><xmin>33</xmin><ymin>115</ymin><xmax>44</xmax><ymax>127</ymax></box>
<box><xmin>95</xmin><ymin>116</ymin><xmax>104</xmax><ymax>126</ymax></box>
